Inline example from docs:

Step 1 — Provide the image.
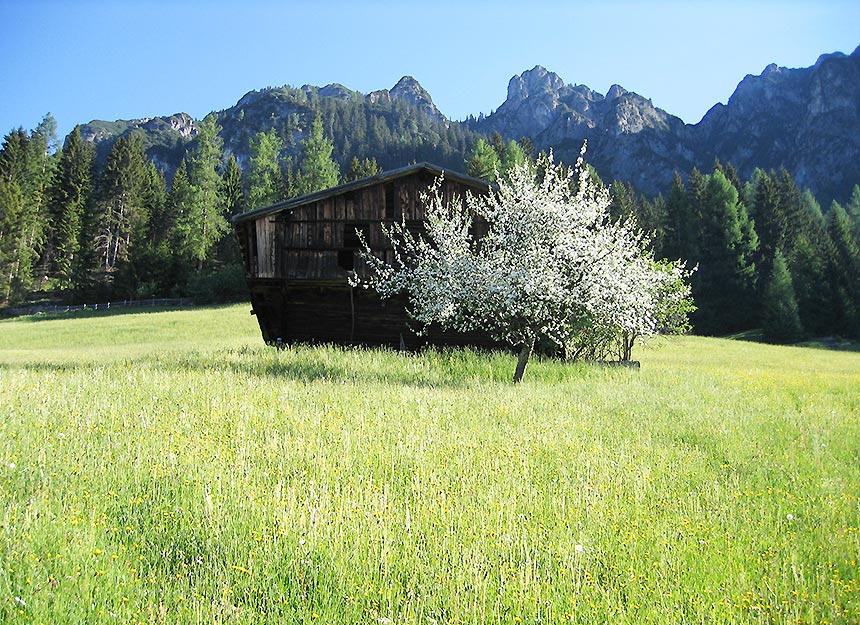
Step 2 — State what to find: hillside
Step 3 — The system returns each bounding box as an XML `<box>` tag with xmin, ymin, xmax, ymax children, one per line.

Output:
<box><xmin>80</xmin><ymin>77</ymin><xmax>482</xmax><ymax>180</ymax></box>
<box><xmin>77</xmin><ymin>45</ymin><xmax>860</xmax><ymax>203</ymax></box>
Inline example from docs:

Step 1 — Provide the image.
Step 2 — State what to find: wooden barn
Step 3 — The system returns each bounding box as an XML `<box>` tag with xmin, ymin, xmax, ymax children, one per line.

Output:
<box><xmin>232</xmin><ymin>163</ymin><xmax>499</xmax><ymax>349</ymax></box>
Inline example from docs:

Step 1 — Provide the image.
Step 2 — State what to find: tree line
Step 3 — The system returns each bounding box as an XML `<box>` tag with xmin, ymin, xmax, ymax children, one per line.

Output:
<box><xmin>3</xmin><ymin>113</ymin><xmax>860</xmax><ymax>344</ymax></box>
<box><xmin>605</xmin><ymin>163</ymin><xmax>860</xmax><ymax>342</ymax></box>
<box><xmin>0</xmin><ymin>114</ymin><xmax>355</xmax><ymax>306</ymax></box>
<box><xmin>463</xmin><ymin>136</ymin><xmax>860</xmax><ymax>342</ymax></box>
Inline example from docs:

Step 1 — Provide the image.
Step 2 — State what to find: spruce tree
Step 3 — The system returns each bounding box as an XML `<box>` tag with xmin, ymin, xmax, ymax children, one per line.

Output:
<box><xmin>660</xmin><ymin>173</ymin><xmax>691</xmax><ymax>261</ymax></box>
<box><xmin>247</xmin><ymin>128</ymin><xmax>284</xmax><ymax>209</ymax></box>
<box><xmin>846</xmin><ymin>184</ymin><xmax>860</xmax><ymax>243</ymax></box>
<box><xmin>222</xmin><ymin>155</ymin><xmax>245</xmax><ymax>217</ymax></box>
<box><xmin>218</xmin><ymin>155</ymin><xmax>245</xmax><ymax>266</ymax></box>
<box><xmin>749</xmin><ymin>169</ymin><xmax>783</xmax><ymax>274</ymax></box>
<box><xmin>501</xmin><ymin>140</ymin><xmax>528</xmax><ymax>176</ymax></box>
<box><xmin>96</xmin><ymin>133</ymin><xmax>147</xmax><ymax>273</ymax></box>
<box><xmin>0</xmin><ymin>175</ymin><xmax>26</xmax><ymax>303</ymax></box>
<box><xmin>791</xmin><ymin>191</ymin><xmax>833</xmax><ymax>335</ymax></box>
<box><xmin>347</xmin><ymin>156</ymin><xmax>380</xmax><ymax>181</ymax></box>
<box><xmin>120</xmin><ymin>163</ymin><xmax>171</xmax><ymax>297</ymax></box>
<box><xmin>466</xmin><ymin>138</ymin><xmax>501</xmax><ymax>181</ymax></box>
<box><xmin>608</xmin><ymin>180</ymin><xmax>638</xmax><ymax>223</ymax></box>
<box><xmin>691</xmin><ymin>170</ymin><xmax>759</xmax><ymax>334</ymax></box>
<box><xmin>178</xmin><ymin>115</ymin><xmax>228</xmax><ymax>273</ymax></box>
<box><xmin>295</xmin><ymin>116</ymin><xmax>340</xmax><ymax>196</ymax></box>
<box><xmin>47</xmin><ymin>126</ymin><xmax>95</xmax><ymax>293</ymax></box>
<box><xmin>168</xmin><ymin>159</ymin><xmax>194</xmax><ymax>284</ymax></box>
<box><xmin>826</xmin><ymin>202</ymin><xmax>860</xmax><ymax>337</ymax></box>
<box><xmin>761</xmin><ymin>250</ymin><xmax>803</xmax><ymax>343</ymax></box>
<box><xmin>0</xmin><ymin>124</ymin><xmax>55</xmax><ymax>303</ymax></box>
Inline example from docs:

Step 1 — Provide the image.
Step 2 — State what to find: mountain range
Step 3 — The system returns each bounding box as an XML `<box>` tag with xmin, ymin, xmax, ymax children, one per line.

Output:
<box><xmin>79</xmin><ymin>44</ymin><xmax>860</xmax><ymax>204</ymax></box>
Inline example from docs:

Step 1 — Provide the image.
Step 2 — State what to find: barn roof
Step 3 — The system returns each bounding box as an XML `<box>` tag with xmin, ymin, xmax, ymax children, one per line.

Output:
<box><xmin>232</xmin><ymin>162</ymin><xmax>492</xmax><ymax>224</ymax></box>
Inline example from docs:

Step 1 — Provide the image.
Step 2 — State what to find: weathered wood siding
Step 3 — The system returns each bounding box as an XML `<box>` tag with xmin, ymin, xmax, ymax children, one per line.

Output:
<box><xmin>235</xmin><ymin>167</ymin><xmax>498</xmax><ymax>348</ymax></box>
<box><xmin>241</xmin><ymin>174</ymin><xmax>474</xmax><ymax>282</ymax></box>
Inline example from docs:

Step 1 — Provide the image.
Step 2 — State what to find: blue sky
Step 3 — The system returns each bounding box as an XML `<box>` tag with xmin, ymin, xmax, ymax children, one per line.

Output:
<box><xmin>1</xmin><ymin>0</ymin><xmax>858</xmax><ymax>141</ymax></box>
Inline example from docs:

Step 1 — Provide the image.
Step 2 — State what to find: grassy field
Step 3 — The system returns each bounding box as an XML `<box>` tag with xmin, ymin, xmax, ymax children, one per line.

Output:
<box><xmin>1</xmin><ymin>304</ymin><xmax>858</xmax><ymax>624</ymax></box>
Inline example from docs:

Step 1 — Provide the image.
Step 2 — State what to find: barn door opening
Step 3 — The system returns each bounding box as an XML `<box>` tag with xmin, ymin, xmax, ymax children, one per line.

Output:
<box><xmin>338</xmin><ymin>222</ymin><xmax>369</xmax><ymax>271</ymax></box>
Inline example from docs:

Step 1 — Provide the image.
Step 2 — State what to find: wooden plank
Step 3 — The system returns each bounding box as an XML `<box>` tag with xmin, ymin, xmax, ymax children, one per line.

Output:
<box><xmin>255</xmin><ymin>219</ymin><xmax>276</xmax><ymax>277</ymax></box>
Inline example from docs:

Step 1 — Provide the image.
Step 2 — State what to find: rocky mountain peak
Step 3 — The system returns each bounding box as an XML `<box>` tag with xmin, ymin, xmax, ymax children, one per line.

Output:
<box><xmin>762</xmin><ymin>62</ymin><xmax>780</xmax><ymax>75</ymax></box>
<box><xmin>75</xmin><ymin>44</ymin><xmax>860</xmax><ymax>206</ymax></box>
<box><xmin>606</xmin><ymin>84</ymin><xmax>628</xmax><ymax>100</ymax></box>
<box><xmin>389</xmin><ymin>76</ymin><xmax>441</xmax><ymax>118</ymax></box>
<box><xmin>318</xmin><ymin>83</ymin><xmax>355</xmax><ymax>100</ymax></box>
<box><xmin>506</xmin><ymin>65</ymin><xmax>566</xmax><ymax>101</ymax></box>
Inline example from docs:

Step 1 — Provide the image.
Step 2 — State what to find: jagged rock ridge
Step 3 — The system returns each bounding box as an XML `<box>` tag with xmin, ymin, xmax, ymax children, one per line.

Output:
<box><xmin>76</xmin><ymin>46</ymin><xmax>860</xmax><ymax>203</ymax></box>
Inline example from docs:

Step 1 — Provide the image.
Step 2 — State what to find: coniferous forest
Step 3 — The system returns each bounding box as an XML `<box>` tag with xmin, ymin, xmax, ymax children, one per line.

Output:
<box><xmin>2</xmin><ymin>108</ymin><xmax>860</xmax><ymax>344</ymax></box>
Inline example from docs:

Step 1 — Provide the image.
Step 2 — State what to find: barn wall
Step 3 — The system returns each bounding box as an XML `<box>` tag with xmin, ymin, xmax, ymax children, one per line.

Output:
<box><xmin>237</xmin><ymin>169</ymin><xmax>495</xmax><ymax>348</ymax></box>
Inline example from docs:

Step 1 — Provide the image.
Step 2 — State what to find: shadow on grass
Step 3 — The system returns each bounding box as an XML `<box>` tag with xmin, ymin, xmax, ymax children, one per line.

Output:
<box><xmin>725</xmin><ymin>328</ymin><xmax>860</xmax><ymax>352</ymax></box>
<box><xmin>188</xmin><ymin>346</ymin><xmax>521</xmax><ymax>389</ymax></box>
<box><xmin>0</xmin><ymin>344</ymin><xmax>603</xmax><ymax>389</ymax></box>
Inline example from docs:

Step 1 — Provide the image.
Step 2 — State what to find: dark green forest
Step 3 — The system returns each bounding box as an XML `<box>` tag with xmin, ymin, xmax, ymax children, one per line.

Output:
<box><xmin>2</xmin><ymin>111</ymin><xmax>860</xmax><ymax>343</ymax></box>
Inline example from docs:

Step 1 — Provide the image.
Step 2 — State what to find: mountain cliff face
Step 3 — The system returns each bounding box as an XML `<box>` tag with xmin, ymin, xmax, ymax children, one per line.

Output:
<box><xmin>77</xmin><ymin>46</ymin><xmax>860</xmax><ymax>203</ymax></box>
<box><xmin>475</xmin><ymin>49</ymin><xmax>860</xmax><ymax>201</ymax></box>
<box><xmin>692</xmin><ymin>46</ymin><xmax>860</xmax><ymax>202</ymax></box>
<box><xmin>79</xmin><ymin>112</ymin><xmax>197</xmax><ymax>169</ymax></box>
<box><xmin>473</xmin><ymin>65</ymin><xmax>695</xmax><ymax>193</ymax></box>
<box><xmin>79</xmin><ymin>76</ymin><xmax>474</xmax><ymax>177</ymax></box>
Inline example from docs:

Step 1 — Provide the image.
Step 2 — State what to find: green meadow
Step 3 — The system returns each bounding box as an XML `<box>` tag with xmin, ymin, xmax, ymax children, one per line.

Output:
<box><xmin>0</xmin><ymin>304</ymin><xmax>858</xmax><ymax>624</ymax></box>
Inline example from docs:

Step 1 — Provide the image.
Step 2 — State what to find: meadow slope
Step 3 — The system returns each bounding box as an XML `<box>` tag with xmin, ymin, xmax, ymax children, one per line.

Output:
<box><xmin>1</xmin><ymin>304</ymin><xmax>858</xmax><ymax>624</ymax></box>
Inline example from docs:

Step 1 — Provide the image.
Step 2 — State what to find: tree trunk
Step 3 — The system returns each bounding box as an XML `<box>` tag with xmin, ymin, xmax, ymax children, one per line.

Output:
<box><xmin>513</xmin><ymin>339</ymin><xmax>534</xmax><ymax>383</ymax></box>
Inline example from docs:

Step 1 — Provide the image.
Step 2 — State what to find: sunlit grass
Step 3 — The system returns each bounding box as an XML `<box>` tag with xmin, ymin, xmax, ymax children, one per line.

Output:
<box><xmin>1</xmin><ymin>305</ymin><xmax>858</xmax><ymax>623</ymax></box>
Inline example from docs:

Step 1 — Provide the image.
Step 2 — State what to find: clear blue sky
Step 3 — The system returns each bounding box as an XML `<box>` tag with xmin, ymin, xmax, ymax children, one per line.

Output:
<box><xmin>1</xmin><ymin>0</ymin><xmax>858</xmax><ymax>142</ymax></box>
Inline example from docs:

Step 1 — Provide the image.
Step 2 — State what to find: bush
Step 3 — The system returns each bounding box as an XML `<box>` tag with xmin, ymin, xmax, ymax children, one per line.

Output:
<box><xmin>186</xmin><ymin>264</ymin><xmax>248</xmax><ymax>304</ymax></box>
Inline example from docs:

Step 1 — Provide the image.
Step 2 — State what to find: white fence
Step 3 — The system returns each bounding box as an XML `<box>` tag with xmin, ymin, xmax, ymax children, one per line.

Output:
<box><xmin>4</xmin><ymin>298</ymin><xmax>194</xmax><ymax>317</ymax></box>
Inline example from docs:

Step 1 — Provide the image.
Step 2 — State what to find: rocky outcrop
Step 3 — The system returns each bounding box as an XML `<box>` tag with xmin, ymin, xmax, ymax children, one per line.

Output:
<box><xmin>76</xmin><ymin>46</ymin><xmax>860</xmax><ymax>203</ymax></box>
<box><xmin>692</xmin><ymin>45</ymin><xmax>860</xmax><ymax>201</ymax></box>
<box><xmin>474</xmin><ymin>66</ymin><xmax>693</xmax><ymax>194</ymax></box>
<box><xmin>473</xmin><ymin>49</ymin><xmax>860</xmax><ymax>201</ymax></box>
<box><xmin>376</xmin><ymin>76</ymin><xmax>443</xmax><ymax>120</ymax></box>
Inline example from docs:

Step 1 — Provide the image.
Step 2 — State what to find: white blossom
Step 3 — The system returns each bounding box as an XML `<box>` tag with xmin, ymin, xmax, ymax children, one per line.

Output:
<box><xmin>354</xmin><ymin>146</ymin><xmax>694</xmax><ymax>380</ymax></box>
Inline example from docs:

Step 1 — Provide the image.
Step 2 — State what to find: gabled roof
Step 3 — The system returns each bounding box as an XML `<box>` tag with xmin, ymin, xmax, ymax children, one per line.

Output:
<box><xmin>232</xmin><ymin>162</ymin><xmax>492</xmax><ymax>224</ymax></box>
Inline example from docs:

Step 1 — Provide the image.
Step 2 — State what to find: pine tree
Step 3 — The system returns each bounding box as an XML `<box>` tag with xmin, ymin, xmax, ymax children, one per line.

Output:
<box><xmin>95</xmin><ymin>133</ymin><xmax>148</xmax><ymax>273</ymax></box>
<box><xmin>46</xmin><ymin>126</ymin><xmax>95</xmax><ymax>292</ymax></box>
<box><xmin>691</xmin><ymin>170</ymin><xmax>759</xmax><ymax>334</ymax></box>
<box><xmin>761</xmin><ymin>250</ymin><xmax>803</xmax><ymax>343</ymax></box>
<box><xmin>347</xmin><ymin>156</ymin><xmax>380</xmax><ymax>181</ymax></box>
<box><xmin>222</xmin><ymin>155</ymin><xmax>245</xmax><ymax>217</ymax></box>
<box><xmin>178</xmin><ymin>115</ymin><xmax>228</xmax><ymax>273</ymax></box>
<box><xmin>466</xmin><ymin>138</ymin><xmax>501</xmax><ymax>181</ymax></box>
<box><xmin>295</xmin><ymin>116</ymin><xmax>340</xmax><ymax>196</ymax></box>
<box><xmin>247</xmin><ymin>128</ymin><xmax>284</xmax><ymax>209</ymax></box>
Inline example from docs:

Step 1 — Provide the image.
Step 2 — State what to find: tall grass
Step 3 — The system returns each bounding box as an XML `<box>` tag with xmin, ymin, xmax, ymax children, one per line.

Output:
<box><xmin>1</xmin><ymin>305</ymin><xmax>858</xmax><ymax>624</ymax></box>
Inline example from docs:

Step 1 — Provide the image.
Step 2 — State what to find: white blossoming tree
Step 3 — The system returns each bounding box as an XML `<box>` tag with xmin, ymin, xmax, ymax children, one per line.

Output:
<box><xmin>354</xmin><ymin>148</ymin><xmax>694</xmax><ymax>382</ymax></box>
